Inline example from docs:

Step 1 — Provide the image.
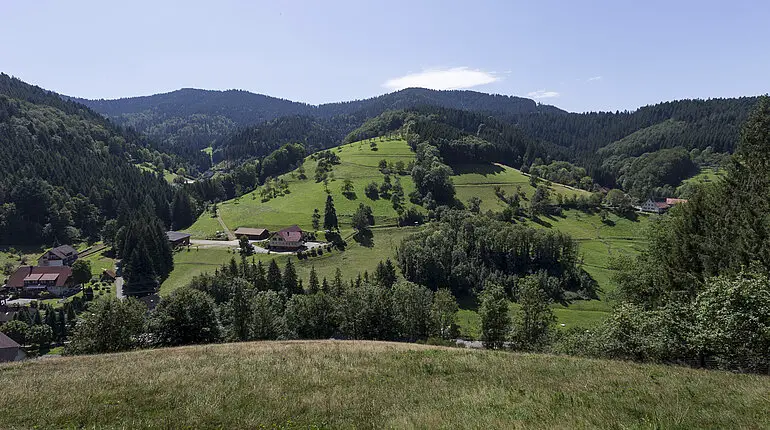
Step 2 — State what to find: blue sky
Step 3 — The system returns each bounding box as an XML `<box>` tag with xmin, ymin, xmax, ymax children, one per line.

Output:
<box><xmin>1</xmin><ymin>0</ymin><xmax>768</xmax><ymax>112</ymax></box>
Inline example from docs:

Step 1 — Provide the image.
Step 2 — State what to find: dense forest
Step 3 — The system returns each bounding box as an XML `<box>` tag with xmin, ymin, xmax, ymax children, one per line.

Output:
<box><xmin>0</xmin><ymin>74</ymin><xmax>176</xmax><ymax>244</ymax></box>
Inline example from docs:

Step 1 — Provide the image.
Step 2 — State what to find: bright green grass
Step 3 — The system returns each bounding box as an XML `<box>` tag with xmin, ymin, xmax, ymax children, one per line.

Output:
<box><xmin>453</xmin><ymin>163</ymin><xmax>590</xmax><ymax>212</ymax></box>
<box><xmin>160</xmin><ymin>248</ymin><xmax>274</xmax><ymax>296</ymax></box>
<box><xmin>293</xmin><ymin>226</ymin><xmax>420</xmax><ymax>285</ymax></box>
<box><xmin>2</xmin><ymin>341</ymin><xmax>767</xmax><ymax>429</ymax></box>
<box><xmin>681</xmin><ymin>166</ymin><xmax>726</xmax><ymax>186</ymax></box>
<box><xmin>0</xmin><ymin>246</ymin><xmax>44</xmax><ymax>271</ymax></box>
<box><xmin>187</xmin><ymin>139</ymin><xmax>418</xmax><ymax>236</ymax></box>
<box><xmin>82</xmin><ymin>250</ymin><xmax>115</xmax><ymax>276</ymax></box>
<box><xmin>182</xmin><ymin>214</ymin><xmax>222</xmax><ymax>239</ymax></box>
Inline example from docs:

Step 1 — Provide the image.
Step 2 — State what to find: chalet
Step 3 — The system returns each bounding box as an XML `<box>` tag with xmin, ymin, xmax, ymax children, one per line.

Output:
<box><xmin>166</xmin><ymin>231</ymin><xmax>192</xmax><ymax>247</ymax></box>
<box><xmin>101</xmin><ymin>269</ymin><xmax>117</xmax><ymax>282</ymax></box>
<box><xmin>0</xmin><ymin>332</ymin><xmax>26</xmax><ymax>363</ymax></box>
<box><xmin>38</xmin><ymin>245</ymin><xmax>78</xmax><ymax>267</ymax></box>
<box><xmin>641</xmin><ymin>198</ymin><xmax>689</xmax><ymax>214</ymax></box>
<box><xmin>6</xmin><ymin>266</ymin><xmax>75</xmax><ymax>298</ymax></box>
<box><xmin>233</xmin><ymin>227</ymin><xmax>270</xmax><ymax>240</ymax></box>
<box><xmin>269</xmin><ymin>225</ymin><xmax>305</xmax><ymax>251</ymax></box>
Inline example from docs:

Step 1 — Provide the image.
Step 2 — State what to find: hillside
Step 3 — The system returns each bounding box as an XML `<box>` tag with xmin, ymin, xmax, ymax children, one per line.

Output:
<box><xmin>0</xmin><ymin>74</ymin><xmax>174</xmax><ymax>245</ymax></box>
<box><xmin>1</xmin><ymin>341</ymin><xmax>767</xmax><ymax>429</ymax></box>
<box><xmin>73</xmin><ymin>88</ymin><xmax>560</xmax><ymax>163</ymax></box>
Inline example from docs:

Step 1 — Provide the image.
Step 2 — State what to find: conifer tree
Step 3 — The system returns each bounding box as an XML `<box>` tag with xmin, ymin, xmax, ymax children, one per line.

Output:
<box><xmin>308</xmin><ymin>266</ymin><xmax>320</xmax><ymax>294</ymax></box>
<box><xmin>266</xmin><ymin>260</ymin><xmax>282</xmax><ymax>291</ymax></box>
<box><xmin>254</xmin><ymin>261</ymin><xmax>267</xmax><ymax>291</ymax></box>
<box><xmin>283</xmin><ymin>258</ymin><xmax>300</xmax><ymax>296</ymax></box>
<box><xmin>323</xmin><ymin>195</ymin><xmax>338</xmax><ymax>231</ymax></box>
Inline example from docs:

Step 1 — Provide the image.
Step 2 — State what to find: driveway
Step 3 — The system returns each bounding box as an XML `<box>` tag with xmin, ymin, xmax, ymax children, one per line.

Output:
<box><xmin>189</xmin><ymin>239</ymin><xmax>295</xmax><ymax>255</ymax></box>
<box><xmin>115</xmin><ymin>277</ymin><xmax>125</xmax><ymax>299</ymax></box>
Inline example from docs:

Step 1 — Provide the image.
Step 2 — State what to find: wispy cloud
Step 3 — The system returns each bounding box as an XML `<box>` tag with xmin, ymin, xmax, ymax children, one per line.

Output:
<box><xmin>527</xmin><ymin>90</ymin><xmax>560</xmax><ymax>99</ymax></box>
<box><xmin>587</xmin><ymin>76</ymin><xmax>603</xmax><ymax>82</ymax></box>
<box><xmin>383</xmin><ymin>67</ymin><xmax>499</xmax><ymax>91</ymax></box>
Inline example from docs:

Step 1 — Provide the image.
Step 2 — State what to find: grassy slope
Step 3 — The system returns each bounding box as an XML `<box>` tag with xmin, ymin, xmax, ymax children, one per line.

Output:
<box><xmin>180</xmin><ymin>138</ymin><xmax>652</xmax><ymax>332</ymax></box>
<box><xmin>1</xmin><ymin>341</ymin><xmax>768</xmax><ymax>429</ymax></box>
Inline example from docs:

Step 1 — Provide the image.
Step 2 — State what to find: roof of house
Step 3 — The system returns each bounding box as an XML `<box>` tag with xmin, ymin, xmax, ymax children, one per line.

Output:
<box><xmin>0</xmin><ymin>331</ymin><xmax>20</xmax><ymax>349</ymax></box>
<box><xmin>282</xmin><ymin>225</ymin><xmax>303</xmax><ymax>233</ymax></box>
<box><xmin>276</xmin><ymin>231</ymin><xmax>303</xmax><ymax>242</ymax></box>
<box><xmin>45</xmin><ymin>245</ymin><xmax>78</xmax><ymax>260</ymax></box>
<box><xmin>654</xmin><ymin>202</ymin><xmax>670</xmax><ymax>209</ymax></box>
<box><xmin>166</xmin><ymin>231</ymin><xmax>192</xmax><ymax>242</ymax></box>
<box><xmin>665</xmin><ymin>198</ymin><xmax>688</xmax><ymax>205</ymax></box>
<box><xmin>102</xmin><ymin>269</ymin><xmax>117</xmax><ymax>279</ymax></box>
<box><xmin>234</xmin><ymin>227</ymin><xmax>268</xmax><ymax>236</ymax></box>
<box><xmin>7</xmin><ymin>266</ymin><xmax>73</xmax><ymax>288</ymax></box>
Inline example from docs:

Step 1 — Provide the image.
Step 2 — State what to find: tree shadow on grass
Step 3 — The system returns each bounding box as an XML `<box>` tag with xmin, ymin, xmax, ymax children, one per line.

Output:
<box><xmin>352</xmin><ymin>229</ymin><xmax>374</xmax><ymax>248</ymax></box>
<box><xmin>450</xmin><ymin>163</ymin><xmax>505</xmax><ymax>176</ymax></box>
<box><xmin>530</xmin><ymin>216</ymin><xmax>553</xmax><ymax>228</ymax></box>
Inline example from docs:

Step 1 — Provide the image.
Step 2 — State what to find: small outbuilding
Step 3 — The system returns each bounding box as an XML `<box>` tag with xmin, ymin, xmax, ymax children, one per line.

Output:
<box><xmin>0</xmin><ymin>331</ymin><xmax>26</xmax><ymax>363</ymax></box>
<box><xmin>166</xmin><ymin>231</ymin><xmax>192</xmax><ymax>247</ymax></box>
<box><xmin>234</xmin><ymin>227</ymin><xmax>270</xmax><ymax>240</ymax></box>
<box><xmin>38</xmin><ymin>245</ymin><xmax>78</xmax><ymax>267</ymax></box>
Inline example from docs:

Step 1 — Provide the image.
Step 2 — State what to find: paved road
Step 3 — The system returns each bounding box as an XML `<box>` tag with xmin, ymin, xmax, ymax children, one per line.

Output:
<box><xmin>189</xmin><ymin>239</ymin><xmax>303</xmax><ymax>255</ymax></box>
<box><xmin>115</xmin><ymin>277</ymin><xmax>125</xmax><ymax>299</ymax></box>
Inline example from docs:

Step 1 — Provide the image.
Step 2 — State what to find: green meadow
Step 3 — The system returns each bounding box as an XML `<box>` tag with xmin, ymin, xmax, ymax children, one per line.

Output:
<box><xmin>1</xmin><ymin>341</ymin><xmax>767</xmax><ymax>429</ymax></box>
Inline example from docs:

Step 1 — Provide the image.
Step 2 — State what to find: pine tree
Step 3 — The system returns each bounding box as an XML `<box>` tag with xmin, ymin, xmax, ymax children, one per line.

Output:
<box><xmin>311</xmin><ymin>208</ymin><xmax>321</xmax><ymax>231</ymax></box>
<box><xmin>308</xmin><ymin>266</ymin><xmax>320</xmax><ymax>294</ymax></box>
<box><xmin>283</xmin><ymin>258</ymin><xmax>300</xmax><ymax>296</ymax></box>
<box><xmin>332</xmin><ymin>268</ymin><xmax>344</xmax><ymax>296</ymax></box>
<box><xmin>123</xmin><ymin>239</ymin><xmax>158</xmax><ymax>295</ymax></box>
<box><xmin>254</xmin><ymin>261</ymin><xmax>267</xmax><ymax>291</ymax></box>
<box><xmin>267</xmin><ymin>260</ymin><xmax>282</xmax><ymax>291</ymax></box>
<box><xmin>323</xmin><ymin>195</ymin><xmax>338</xmax><ymax>231</ymax></box>
<box><xmin>321</xmin><ymin>277</ymin><xmax>330</xmax><ymax>293</ymax></box>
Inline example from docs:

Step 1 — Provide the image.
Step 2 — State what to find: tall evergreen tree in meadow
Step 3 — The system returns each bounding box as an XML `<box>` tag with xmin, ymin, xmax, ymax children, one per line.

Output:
<box><xmin>332</xmin><ymin>268</ymin><xmax>344</xmax><ymax>296</ymax></box>
<box><xmin>266</xmin><ymin>260</ymin><xmax>282</xmax><ymax>291</ymax></box>
<box><xmin>323</xmin><ymin>195</ymin><xmax>338</xmax><ymax>231</ymax></box>
<box><xmin>123</xmin><ymin>239</ymin><xmax>158</xmax><ymax>295</ymax></box>
<box><xmin>308</xmin><ymin>266</ymin><xmax>320</xmax><ymax>294</ymax></box>
<box><xmin>253</xmin><ymin>261</ymin><xmax>267</xmax><ymax>291</ymax></box>
<box><xmin>283</xmin><ymin>258</ymin><xmax>300</xmax><ymax>296</ymax></box>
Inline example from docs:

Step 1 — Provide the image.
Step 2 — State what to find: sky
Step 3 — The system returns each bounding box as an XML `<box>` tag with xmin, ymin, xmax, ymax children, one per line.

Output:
<box><xmin>1</xmin><ymin>0</ymin><xmax>768</xmax><ymax>113</ymax></box>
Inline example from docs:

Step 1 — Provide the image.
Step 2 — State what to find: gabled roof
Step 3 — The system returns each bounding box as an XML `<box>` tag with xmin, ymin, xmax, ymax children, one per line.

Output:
<box><xmin>665</xmin><ymin>198</ymin><xmax>688</xmax><ymax>205</ymax></box>
<box><xmin>234</xmin><ymin>227</ymin><xmax>268</xmax><ymax>236</ymax></box>
<box><xmin>654</xmin><ymin>202</ymin><xmax>670</xmax><ymax>209</ymax></box>
<box><xmin>166</xmin><ymin>231</ymin><xmax>192</xmax><ymax>242</ymax></box>
<box><xmin>277</xmin><ymin>231</ymin><xmax>302</xmax><ymax>242</ymax></box>
<box><xmin>7</xmin><ymin>266</ymin><xmax>73</xmax><ymax>288</ymax></box>
<box><xmin>0</xmin><ymin>331</ymin><xmax>20</xmax><ymax>349</ymax></box>
<box><xmin>281</xmin><ymin>225</ymin><xmax>303</xmax><ymax>234</ymax></box>
<box><xmin>45</xmin><ymin>245</ymin><xmax>78</xmax><ymax>259</ymax></box>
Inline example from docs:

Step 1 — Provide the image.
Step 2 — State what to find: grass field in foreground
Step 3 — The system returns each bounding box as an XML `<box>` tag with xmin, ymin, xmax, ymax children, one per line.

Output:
<box><xmin>1</xmin><ymin>341</ymin><xmax>768</xmax><ymax>429</ymax></box>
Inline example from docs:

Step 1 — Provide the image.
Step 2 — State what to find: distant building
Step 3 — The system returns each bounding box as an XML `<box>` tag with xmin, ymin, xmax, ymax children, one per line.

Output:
<box><xmin>641</xmin><ymin>198</ymin><xmax>688</xmax><ymax>214</ymax></box>
<box><xmin>269</xmin><ymin>225</ymin><xmax>305</xmax><ymax>251</ymax></box>
<box><xmin>166</xmin><ymin>231</ymin><xmax>192</xmax><ymax>247</ymax></box>
<box><xmin>233</xmin><ymin>227</ymin><xmax>270</xmax><ymax>240</ymax></box>
<box><xmin>101</xmin><ymin>269</ymin><xmax>117</xmax><ymax>282</ymax></box>
<box><xmin>6</xmin><ymin>266</ymin><xmax>75</xmax><ymax>298</ymax></box>
<box><xmin>38</xmin><ymin>245</ymin><xmax>78</xmax><ymax>267</ymax></box>
<box><xmin>0</xmin><ymin>331</ymin><xmax>26</xmax><ymax>363</ymax></box>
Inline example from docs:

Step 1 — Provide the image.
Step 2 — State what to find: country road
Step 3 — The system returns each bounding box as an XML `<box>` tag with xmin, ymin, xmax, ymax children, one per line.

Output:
<box><xmin>189</xmin><ymin>239</ymin><xmax>328</xmax><ymax>255</ymax></box>
<box><xmin>115</xmin><ymin>277</ymin><xmax>124</xmax><ymax>299</ymax></box>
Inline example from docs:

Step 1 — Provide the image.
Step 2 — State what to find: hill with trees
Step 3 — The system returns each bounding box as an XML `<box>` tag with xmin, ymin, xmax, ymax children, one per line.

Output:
<box><xmin>0</xmin><ymin>74</ymin><xmax>177</xmax><ymax>245</ymax></box>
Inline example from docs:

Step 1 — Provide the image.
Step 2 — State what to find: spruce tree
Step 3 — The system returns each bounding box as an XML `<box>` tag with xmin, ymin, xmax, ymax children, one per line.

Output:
<box><xmin>254</xmin><ymin>261</ymin><xmax>267</xmax><ymax>291</ymax></box>
<box><xmin>308</xmin><ymin>266</ymin><xmax>320</xmax><ymax>294</ymax></box>
<box><xmin>267</xmin><ymin>260</ymin><xmax>282</xmax><ymax>291</ymax></box>
<box><xmin>332</xmin><ymin>268</ymin><xmax>344</xmax><ymax>296</ymax></box>
<box><xmin>283</xmin><ymin>258</ymin><xmax>300</xmax><ymax>296</ymax></box>
<box><xmin>323</xmin><ymin>194</ymin><xmax>338</xmax><ymax>231</ymax></box>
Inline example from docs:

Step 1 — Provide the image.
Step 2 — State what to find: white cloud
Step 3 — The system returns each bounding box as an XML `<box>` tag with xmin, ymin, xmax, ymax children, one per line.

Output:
<box><xmin>587</xmin><ymin>76</ymin><xmax>603</xmax><ymax>81</ymax></box>
<box><xmin>383</xmin><ymin>67</ymin><xmax>499</xmax><ymax>91</ymax></box>
<box><xmin>527</xmin><ymin>90</ymin><xmax>560</xmax><ymax>99</ymax></box>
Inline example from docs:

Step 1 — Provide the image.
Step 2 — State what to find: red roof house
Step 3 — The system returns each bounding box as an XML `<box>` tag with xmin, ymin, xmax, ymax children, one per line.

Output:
<box><xmin>7</xmin><ymin>266</ymin><xmax>75</xmax><ymax>298</ymax></box>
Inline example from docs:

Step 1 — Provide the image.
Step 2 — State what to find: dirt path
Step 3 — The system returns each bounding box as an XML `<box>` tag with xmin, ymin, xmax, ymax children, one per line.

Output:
<box><xmin>216</xmin><ymin>214</ymin><xmax>236</xmax><ymax>241</ymax></box>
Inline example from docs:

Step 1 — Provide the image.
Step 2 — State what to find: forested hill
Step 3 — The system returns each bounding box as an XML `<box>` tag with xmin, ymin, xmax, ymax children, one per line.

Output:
<box><xmin>72</xmin><ymin>88</ymin><xmax>561</xmax><ymax>156</ymax></box>
<box><xmin>0</xmin><ymin>74</ymin><xmax>174</xmax><ymax>245</ymax></box>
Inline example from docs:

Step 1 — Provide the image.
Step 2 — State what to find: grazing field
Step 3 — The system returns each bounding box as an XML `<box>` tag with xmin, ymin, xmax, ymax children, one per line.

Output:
<box><xmin>181</xmin><ymin>138</ymin><xmax>652</xmax><ymax>332</ymax></box>
<box><xmin>186</xmin><ymin>139</ymin><xmax>419</xmax><ymax>237</ymax></box>
<box><xmin>1</xmin><ymin>341</ymin><xmax>768</xmax><ymax>429</ymax></box>
<box><xmin>453</xmin><ymin>163</ymin><xmax>590</xmax><ymax>212</ymax></box>
<box><xmin>160</xmin><ymin>247</ymin><xmax>255</xmax><ymax>295</ymax></box>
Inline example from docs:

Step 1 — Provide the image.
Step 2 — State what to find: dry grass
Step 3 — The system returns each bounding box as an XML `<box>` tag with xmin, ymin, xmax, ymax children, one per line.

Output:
<box><xmin>1</xmin><ymin>341</ymin><xmax>768</xmax><ymax>429</ymax></box>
